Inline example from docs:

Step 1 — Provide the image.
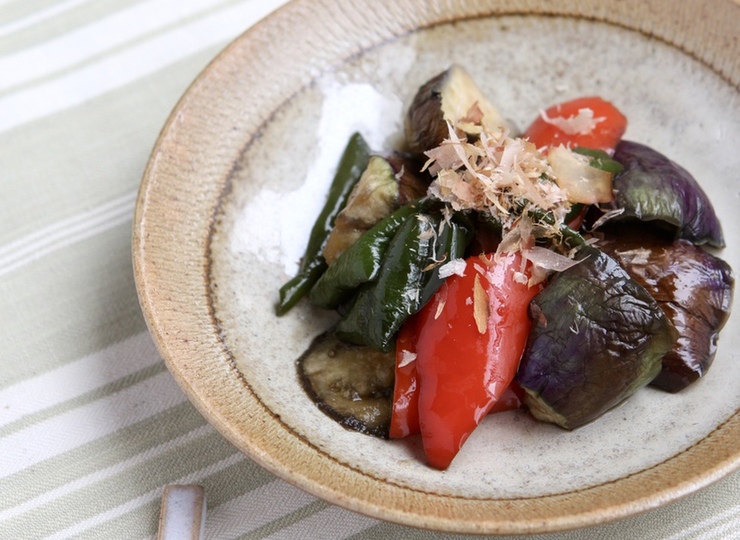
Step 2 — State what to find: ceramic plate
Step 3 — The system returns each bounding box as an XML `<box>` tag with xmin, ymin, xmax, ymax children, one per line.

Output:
<box><xmin>133</xmin><ymin>0</ymin><xmax>740</xmax><ymax>534</ymax></box>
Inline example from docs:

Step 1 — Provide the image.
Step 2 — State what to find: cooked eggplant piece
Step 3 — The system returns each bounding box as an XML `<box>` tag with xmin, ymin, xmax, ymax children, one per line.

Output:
<box><xmin>386</xmin><ymin>151</ymin><xmax>432</xmax><ymax>196</ymax></box>
<box><xmin>516</xmin><ymin>245</ymin><xmax>677</xmax><ymax>430</ymax></box>
<box><xmin>405</xmin><ymin>64</ymin><xmax>507</xmax><ymax>154</ymax></box>
<box><xmin>322</xmin><ymin>155</ymin><xmax>427</xmax><ymax>265</ymax></box>
<box><xmin>609</xmin><ymin>140</ymin><xmax>725</xmax><ymax>247</ymax></box>
<box><xmin>298</xmin><ymin>331</ymin><xmax>395</xmax><ymax>438</ymax></box>
<box><xmin>600</xmin><ymin>228</ymin><xmax>734</xmax><ymax>392</ymax></box>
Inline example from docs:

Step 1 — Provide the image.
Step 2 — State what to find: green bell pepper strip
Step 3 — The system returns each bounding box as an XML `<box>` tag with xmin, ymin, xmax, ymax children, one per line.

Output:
<box><xmin>276</xmin><ymin>132</ymin><xmax>371</xmax><ymax>315</ymax></box>
<box><xmin>308</xmin><ymin>204</ymin><xmax>420</xmax><ymax>310</ymax></box>
<box><xmin>573</xmin><ymin>146</ymin><xmax>624</xmax><ymax>174</ymax></box>
<box><xmin>335</xmin><ymin>212</ymin><xmax>440</xmax><ymax>352</ymax></box>
<box><xmin>308</xmin><ymin>197</ymin><xmax>445</xmax><ymax>310</ymax></box>
<box><xmin>534</xmin><ymin>210</ymin><xmax>588</xmax><ymax>250</ymax></box>
<box><xmin>418</xmin><ymin>215</ymin><xmax>473</xmax><ymax>308</ymax></box>
<box><xmin>333</xmin><ymin>210</ymin><xmax>472</xmax><ymax>352</ymax></box>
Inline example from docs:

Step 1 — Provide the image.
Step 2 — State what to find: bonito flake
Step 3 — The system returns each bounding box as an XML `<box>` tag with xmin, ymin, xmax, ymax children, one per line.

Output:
<box><xmin>424</xmin><ymin>122</ymin><xmax>572</xmax><ymax>249</ymax></box>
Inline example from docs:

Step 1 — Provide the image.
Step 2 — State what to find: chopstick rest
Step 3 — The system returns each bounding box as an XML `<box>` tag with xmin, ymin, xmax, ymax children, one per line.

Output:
<box><xmin>157</xmin><ymin>484</ymin><xmax>207</xmax><ymax>540</ymax></box>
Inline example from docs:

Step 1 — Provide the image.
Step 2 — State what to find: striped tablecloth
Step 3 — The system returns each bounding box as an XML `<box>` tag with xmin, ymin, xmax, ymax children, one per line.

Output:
<box><xmin>1</xmin><ymin>1</ymin><xmax>738</xmax><ymax>538</ymax></box>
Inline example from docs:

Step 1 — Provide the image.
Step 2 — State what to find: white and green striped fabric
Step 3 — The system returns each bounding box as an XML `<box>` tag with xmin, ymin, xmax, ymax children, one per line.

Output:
<box><xmin>1</xmin><ymin>1</ymin><xmax>738</xmax><ymax>538</ymax></box>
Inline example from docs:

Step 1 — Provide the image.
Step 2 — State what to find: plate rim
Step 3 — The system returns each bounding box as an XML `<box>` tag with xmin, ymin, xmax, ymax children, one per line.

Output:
<box><xmin>133</xmin><ymin>0</ymin><xmax>740</xmax><ymax>533</ymax></box>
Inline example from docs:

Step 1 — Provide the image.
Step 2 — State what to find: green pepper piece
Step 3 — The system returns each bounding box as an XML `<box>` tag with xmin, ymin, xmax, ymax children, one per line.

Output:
<box><xmin>573</xmin><ymin>146</ymin><xmax>624</xmax><ymax>174</ymax></box>
<box><xmin>276</xmin><ymin>133</ymin><xmax>371</xmax><ymax>315</ymax></box>
<box><xmin>309</xmin><ymin>204</ymin><xmax>419</xmax><ymax>310</ymax></box>
<box><xmin>418</xmin><ymin>215</ymin><xmax>473</xmax><ymax>308</ymax></box>
<box><xmin>335</xmin><ymin>213</ymin><xmax>441</xmax><ymax>352</ymax></box>
<box><xmin>523</xmin><ymin>208</ymin><xmax>588</xmax><ymax>251</ymax></box>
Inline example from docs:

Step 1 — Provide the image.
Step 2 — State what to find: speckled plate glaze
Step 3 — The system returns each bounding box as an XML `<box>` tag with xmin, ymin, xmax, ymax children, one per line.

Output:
<box><xmin>133</xmin><ymin>0</ymin><xmax>740</xmax><ymax>534</ymax></box>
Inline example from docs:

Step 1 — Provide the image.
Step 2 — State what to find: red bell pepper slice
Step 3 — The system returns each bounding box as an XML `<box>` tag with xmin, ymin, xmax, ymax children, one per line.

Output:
<box><xmin>389</xmin><ymin>312</ymin><xmax>422</xmax><ymax>439</ymax></box>
<box><xmin>489</xmin><ymin>380</ymin><xmax>525</xmax><ymax>413</ymax></box>
<box><xmin>410</xmin><ymin>251</ymin><xmax>542</xmax><ymax>469</ymax></box>
<box><xmin>390</xmin><ymin>319</ymin><xmax>526</xmax><ymax>440</ymax></box>
<box><xmin>523</xmin><ymin>96</ymin><xmax>627</xmax><ymax>153</ymax></box>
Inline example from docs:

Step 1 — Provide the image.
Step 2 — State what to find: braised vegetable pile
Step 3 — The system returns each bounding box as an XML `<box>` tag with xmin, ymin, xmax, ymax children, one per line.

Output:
<box><xmin>277</xmin><ymin>65</ymin><xmax>734</xmax><ymax>470</ymax></box>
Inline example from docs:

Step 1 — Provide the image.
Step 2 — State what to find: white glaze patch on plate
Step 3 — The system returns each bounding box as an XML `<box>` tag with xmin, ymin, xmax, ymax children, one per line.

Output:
<box><xmin>229</xmin><ymin>75</ymin><xmax>407</xmax><ymax>276</ymax></box>
<box><xmin>209</xmin><ymin>15</ymin><xmax>740</xmax><ymax>499</ymax></box>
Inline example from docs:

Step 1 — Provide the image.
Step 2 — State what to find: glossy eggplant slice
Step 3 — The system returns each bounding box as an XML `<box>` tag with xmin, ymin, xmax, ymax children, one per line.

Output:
<box><xmin>405</xmin><ymin>65</ymin><xmax>507</xmax><ymax>154</ymax></box>
<box><xmin>298</xmin><ymin>331</ymin><xmax>395</xmax><ymax>438</ymax></box>
<box><xmin>609</xmin><ymin>140</ymin><xmax>724</xmax><ymax>247</ymax></box>
<box><xmin>516</xmin><ymin>245</ymin><xmax>677</xmax><ymax>430</ymax></box>
<box><xmin>600</xmin><ymin>229</ymin><xmax>734</xmax><ymax>392</ymax></box>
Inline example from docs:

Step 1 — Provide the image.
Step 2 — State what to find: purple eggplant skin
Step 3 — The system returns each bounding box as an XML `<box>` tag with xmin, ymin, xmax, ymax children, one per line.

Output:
<box><xmin>600</xmin><ymin>230</ymin><xmax>734</xmax><ymax>393</ymax></box>
<box><xmin>516</xmin><ymin>245</ymin><xmax>678</xmax><ymax>430</ymax></box>
<box><xmin>610</xmin><ymin>140</ymin><xmax>725</xmax><ymax>248</ymax></box>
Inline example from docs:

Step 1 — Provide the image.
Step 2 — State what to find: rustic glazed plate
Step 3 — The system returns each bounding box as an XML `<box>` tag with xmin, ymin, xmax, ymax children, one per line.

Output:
<box><xmin>133</xmin><ymin>0</ymin><xmax>740</xmax><ymax>534</ymax></box>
